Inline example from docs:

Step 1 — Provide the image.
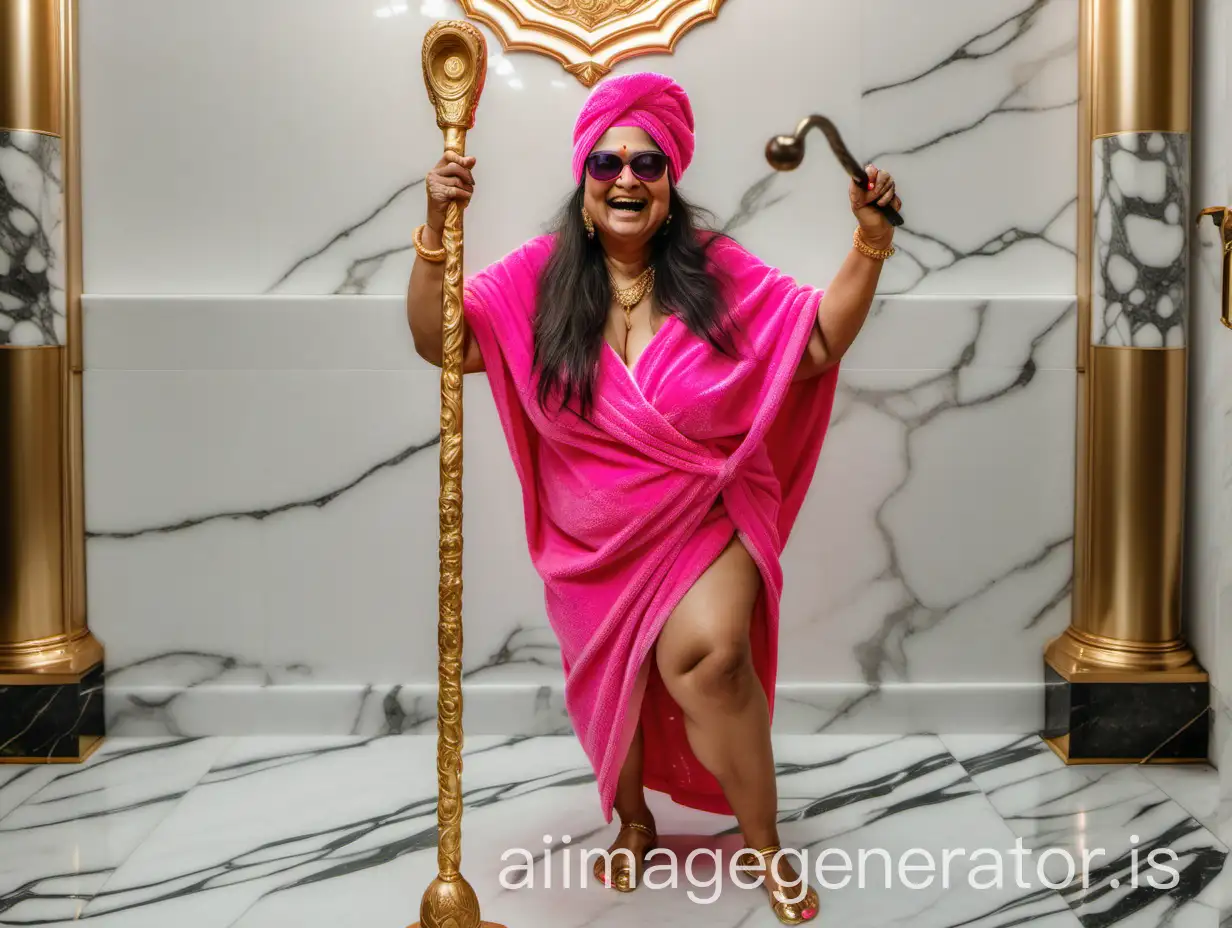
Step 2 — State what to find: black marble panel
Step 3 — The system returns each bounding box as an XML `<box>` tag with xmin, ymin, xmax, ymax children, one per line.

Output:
<box><xmin>1043</xmin><ymin>659</ymin><xmax>1210</xmax><ymax>761</ymax></box>
<box><xmin>1042</xmin><ymin>663</ymin><xmax>1070</xmax><ymax>739</ymax></box>
<box><xmin>0</xmin><ymin>662</ymin><xmax>105</xmax><ymax>761</ymax></box>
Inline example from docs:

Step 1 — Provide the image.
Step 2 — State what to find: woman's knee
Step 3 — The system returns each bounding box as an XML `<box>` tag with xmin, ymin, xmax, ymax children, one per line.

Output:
<box><xmin>660</xmin><ymin>639</ymin><xmax>755</xmax><ymax>708</ymax></box>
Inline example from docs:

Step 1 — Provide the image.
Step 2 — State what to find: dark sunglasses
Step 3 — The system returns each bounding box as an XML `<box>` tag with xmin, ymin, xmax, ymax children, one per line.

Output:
<box><xmin>584</xmin><ymin>150</ymin><xmax>669</xmax><ymax>183</ymax></box>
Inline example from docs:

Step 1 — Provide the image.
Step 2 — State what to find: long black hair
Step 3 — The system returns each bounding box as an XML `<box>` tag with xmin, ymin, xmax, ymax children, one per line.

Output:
<box><xmin>531</xmin><ymin>184</ymin><xmax>738</xmax><ymax>419</ymax></box>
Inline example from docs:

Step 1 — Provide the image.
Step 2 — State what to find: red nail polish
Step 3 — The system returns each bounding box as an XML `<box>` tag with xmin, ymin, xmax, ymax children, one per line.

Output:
<box><xmin>867</xmin><ymin>182</ymin><xmax>874</xmax><ymax>190</ymax></box>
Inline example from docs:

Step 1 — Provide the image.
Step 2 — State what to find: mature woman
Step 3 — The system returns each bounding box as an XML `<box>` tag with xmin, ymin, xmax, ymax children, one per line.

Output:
<box><xmin>406</xmin><ymin>72</ymin><xmax>899</xmax><ymax>924</ymax></box>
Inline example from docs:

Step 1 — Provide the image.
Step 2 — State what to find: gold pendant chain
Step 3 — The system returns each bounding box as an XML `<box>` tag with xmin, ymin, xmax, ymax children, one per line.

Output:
<box><xmin>608</xmin><ymin>265</ymin><xmax>657</xmax><ymax>365</ymax></box>
<box><xmin>609</xmin><ymin>266</ymin><xmax>655</xmax><ymax>331</ymax></box>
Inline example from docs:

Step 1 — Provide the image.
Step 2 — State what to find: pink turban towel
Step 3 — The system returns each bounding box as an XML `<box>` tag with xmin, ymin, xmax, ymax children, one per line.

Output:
<box><xmin>572</xmin><ymin>72</ymin><xmax>695</xmax><ymax>185</ymax></box>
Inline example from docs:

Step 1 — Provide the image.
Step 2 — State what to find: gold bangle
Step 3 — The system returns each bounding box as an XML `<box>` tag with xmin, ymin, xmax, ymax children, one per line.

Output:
<box><xmin>853</xmin><ymin>227</ymin><xmax>895</xmax><ymax>260</ymax></box>
<box><xmin>414</xmin><ymin>224</ymin><xmax>446</xmax><ymax>263</ymax></box>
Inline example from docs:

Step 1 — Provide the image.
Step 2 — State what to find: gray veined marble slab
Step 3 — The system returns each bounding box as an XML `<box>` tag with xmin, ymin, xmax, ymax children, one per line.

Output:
<box><xmin>0</xmin><ymin>733</ymin><xmax>1096</xmax><ymax>928</ymax></box>
<box><xmin>0</xmin><ymin>129</ymin><xmax>65</xmax><ymax>347</ymax></box>
<box><xmin>738</xmin><ymin>734</ymin><xmax>1084</xmax><ymax>928</ymax></box>
<box><xmin>1216</xmin><ymin>698</ymin><xmax>1232</xmax><ymax>845</ymax></box>
<box><xmin>103</xmin><ymin>677</ymin><xmax>576</xmax><ymax>740</ymax></box>
<box><xmin>70</xmin><ymin>735</ymin><xmax>590</xmax><ymax>928</ymax></box>
<box><xmin>860</xmin><ymin>0</ymin><xmax>1080</xmax><ymax>296</ymax></box>
<box><xmin>0</xmin><ymin>737</ymin><xmax>229</xmax><ymax>924</ymax></box>
<box><xmin>1092</xmin><ymin>132</ymin><xmax>1190</xmax><ymax>348</ymax></box>
<box><xmin>941</xmin><ymin>734</ymin><xmax>1231</xmax><ymax>927</ymax></box>
<box><xmin>0</xmin><ymin>765</ymin><xmax>57</xmax><ymax>825</ymax></box>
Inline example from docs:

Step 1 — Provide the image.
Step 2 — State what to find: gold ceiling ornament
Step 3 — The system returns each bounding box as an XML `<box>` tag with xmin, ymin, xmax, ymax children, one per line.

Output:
<box><xmin>457</xmin><ymin>0</ymin><xmax>725</xmax><ymax>87</ymax></box>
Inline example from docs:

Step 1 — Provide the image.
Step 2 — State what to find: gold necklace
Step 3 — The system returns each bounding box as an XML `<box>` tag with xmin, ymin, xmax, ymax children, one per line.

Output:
<box><xmin>609</xmin><ymin>266</ymin><xmax>655</xmax><ymax>330</ymax></box>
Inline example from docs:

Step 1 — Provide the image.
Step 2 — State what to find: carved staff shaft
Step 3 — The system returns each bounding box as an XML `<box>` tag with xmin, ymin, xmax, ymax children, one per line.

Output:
<box><xmin>412</xmin><ymin>21</ymin><xmax>502</xmax><ymax>928</ymax></box>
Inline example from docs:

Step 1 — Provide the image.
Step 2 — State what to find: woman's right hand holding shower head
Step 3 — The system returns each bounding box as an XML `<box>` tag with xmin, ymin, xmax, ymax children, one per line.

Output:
<box><xmin>425</xmin><ymin>151</ymin><xmax>476</xmax><ymax>233</ymax></box>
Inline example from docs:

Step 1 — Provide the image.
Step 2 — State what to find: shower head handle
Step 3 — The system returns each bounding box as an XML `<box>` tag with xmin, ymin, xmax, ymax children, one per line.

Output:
<box><xmin>766</xmin><ymin>115</ymin><xmax>904</xmax><ymax>227</ymax></box>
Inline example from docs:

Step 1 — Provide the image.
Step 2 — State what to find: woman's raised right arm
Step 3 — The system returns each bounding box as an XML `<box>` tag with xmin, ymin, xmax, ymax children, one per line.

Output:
<box><xmin>407</xmin><ymin>151</ymin><xmax>484</xmax><ymax>373</ymax></box>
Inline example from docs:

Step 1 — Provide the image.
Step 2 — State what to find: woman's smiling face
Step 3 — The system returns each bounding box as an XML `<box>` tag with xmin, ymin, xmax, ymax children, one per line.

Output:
<box><xmin>582</xmin><ymin>126</ymin><xmax>672</xmax><ymax>248</ymax></box>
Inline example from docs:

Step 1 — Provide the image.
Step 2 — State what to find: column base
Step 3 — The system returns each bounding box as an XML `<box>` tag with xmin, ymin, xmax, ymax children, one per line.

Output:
<box><xmin>0</xmin><ymin>660</ymin><xmax>105</xmax><ymax>763</ymax></box>
<box><xmin>1042</xmin><ymin>660</ymin><xmax>1210</xmax><ymax>763</ymax></box>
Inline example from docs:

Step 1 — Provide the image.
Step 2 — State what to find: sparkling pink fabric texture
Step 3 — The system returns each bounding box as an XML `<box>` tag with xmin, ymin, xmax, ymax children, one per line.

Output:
<box><xmin>462</xmin><ymin>231</ymin><xmax>839</xmax><ymax>820</ymax></box>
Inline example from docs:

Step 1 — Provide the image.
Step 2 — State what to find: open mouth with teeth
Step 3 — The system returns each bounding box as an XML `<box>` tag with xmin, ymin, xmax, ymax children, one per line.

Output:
<box><xmin>608</xmin><ymin>198</ymin><xmax>647</xmax><ymax>213</ymax></box>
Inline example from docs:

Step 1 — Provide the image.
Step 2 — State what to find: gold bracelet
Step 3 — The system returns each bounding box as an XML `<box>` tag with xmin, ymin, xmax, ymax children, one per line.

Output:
<box><xmin>414</xmin><ymin>224</ymin><xmax>446</xmax><ymax>263</ymax></box>
<box><xmin>853</xmin><ymin>227</ymin><xmax>895</xmax><ymax>260</ymax></box>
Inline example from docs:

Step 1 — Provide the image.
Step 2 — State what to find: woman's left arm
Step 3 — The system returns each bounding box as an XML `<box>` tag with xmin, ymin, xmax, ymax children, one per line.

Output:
<box><xmin>795</xmin><ymin>165</ymin><xmax>901</xmax><ymax>381</ymax></box>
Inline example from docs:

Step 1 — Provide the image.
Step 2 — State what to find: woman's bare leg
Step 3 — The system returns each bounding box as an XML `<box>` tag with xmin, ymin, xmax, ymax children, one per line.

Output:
<box><xmin>655</xmin><ymin>534</ymin><xmax>816</xmax><ymax>915</ymax></box>
<box><xmin>612</xmin><ymin>724</ymin><xmax>655</xmax><ymax>835</ymax></box>
<box><xmin>656</xmin><ymin>535</ymin><xmax>777</xmax><ymax>844</ymax></box>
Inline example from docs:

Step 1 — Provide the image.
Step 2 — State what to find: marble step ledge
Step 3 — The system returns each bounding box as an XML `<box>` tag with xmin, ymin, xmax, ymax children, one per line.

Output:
<box><xmin>103</xmin><ymin>681</ymin><xmax>1048</xmax><ymax>738</ymax></box>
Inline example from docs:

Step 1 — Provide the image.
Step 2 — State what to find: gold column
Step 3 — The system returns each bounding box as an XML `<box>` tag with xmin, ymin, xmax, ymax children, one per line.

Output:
<box><xmin>1045</xmin><ymin>0</ymin><xmax>1208</xmax><ymax>763</ymax></box>
<box><xmin>0</xmin><ymin>0</ymin><xmax>104</xmax><ymax>763</ymax></box>
<box><xmin>1</xmin><ymin>0</ymin><xmax>61</xmax><ymax>134</ymax></box>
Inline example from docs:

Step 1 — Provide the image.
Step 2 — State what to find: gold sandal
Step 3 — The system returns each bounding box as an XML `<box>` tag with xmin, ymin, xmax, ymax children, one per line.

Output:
<box><xmin>737</xmin><ymin>844</ymin><xmax>819</xmax><ymax>924</ymax></box>
<box><xmin>593</xmin><ymin>820</ymin><xmax>656</xmax><ymax>892</ymax></box>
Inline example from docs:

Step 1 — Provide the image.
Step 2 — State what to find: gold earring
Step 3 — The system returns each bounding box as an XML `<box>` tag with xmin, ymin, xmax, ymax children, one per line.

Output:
<box><xmin>582</xmin><ymin>208</ymin><xmax>595</xmax><ymax>240</ymax></box>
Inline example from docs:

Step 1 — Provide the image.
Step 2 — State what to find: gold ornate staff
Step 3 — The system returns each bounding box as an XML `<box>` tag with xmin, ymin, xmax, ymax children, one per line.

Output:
<box><xmin>409</xmin><ymin>21</ymin><xmax>503</xmax><ymax>928</ymax></box>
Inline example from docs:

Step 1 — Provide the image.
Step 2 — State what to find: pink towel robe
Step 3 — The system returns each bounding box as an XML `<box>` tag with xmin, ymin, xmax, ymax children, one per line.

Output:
<box><xmin>462</xmin><ymin>232</ymin><xmax>839</xmax><ymax>821</ymax></box>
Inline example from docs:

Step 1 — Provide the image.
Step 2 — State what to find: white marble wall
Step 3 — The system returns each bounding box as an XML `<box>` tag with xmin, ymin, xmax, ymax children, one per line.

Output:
<box><xmin>78</xmin><ymin>0</ymin><xmax>1079</xmax><ymax>735</ymax></box>
<box><xmin>1188</xmin><ymin>0</ymin><xmax>1232</xmax><ymax>756</ymax></box>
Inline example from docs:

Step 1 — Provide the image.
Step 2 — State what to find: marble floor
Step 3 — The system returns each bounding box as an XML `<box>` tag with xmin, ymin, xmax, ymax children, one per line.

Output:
<box><xmin>0</xmin><ymin>733</ymin><xmax>1228</xmax><ymax>927</ymax></box>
